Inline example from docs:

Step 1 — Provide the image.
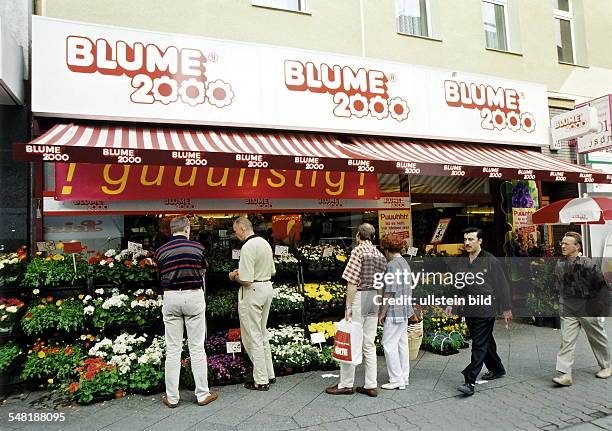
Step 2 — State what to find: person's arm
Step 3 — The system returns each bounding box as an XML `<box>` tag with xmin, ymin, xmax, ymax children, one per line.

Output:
<box><xmin>345</xmin><ymin>283</ymin><xmax>357</xmax><ymax>321</ymax></box>
<box><xmin>492</xmin><ymin>257</ymin><xmax>513</xmax><ymax>324</ymax></box>
<box><xmin>342</xmin><ymin>249</ymin><xmax>362</xmax><ymax>321</ymax></box>
<box><xmin>233</xmin><ymin>245</ymin><xmax>254</xmax><ymax>287</ymax></box>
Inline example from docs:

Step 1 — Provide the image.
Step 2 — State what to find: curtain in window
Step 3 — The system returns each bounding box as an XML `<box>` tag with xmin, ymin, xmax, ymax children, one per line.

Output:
<box><xmin>483</xmin><ymin>2</ymin><xmax>507</xmax><ymax>51</ymax></box>
<box><xmin>397</xmin><ymin>0</ymin><xmax>428</xmax><ymax>37</ymax></box>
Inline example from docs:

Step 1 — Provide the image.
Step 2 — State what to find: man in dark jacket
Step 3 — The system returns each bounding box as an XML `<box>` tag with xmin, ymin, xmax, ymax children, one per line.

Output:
<box><xmin>454</xmin><ymin>227</ymin><xmax>513</xmax><ymax>396</ymax></box>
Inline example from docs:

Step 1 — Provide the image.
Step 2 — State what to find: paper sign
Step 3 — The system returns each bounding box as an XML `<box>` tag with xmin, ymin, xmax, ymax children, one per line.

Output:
<box><xmin>274</xmin><ymin>245</ymin><xmax>289</xmax><ymax>256</ymax></box>
<box><xmin>127</xmin><ymin>241</ymin><xmax>143</xmax><ymax>253</ymax></box>
<box><xmin>36</xmin><ymin>241</ymin><xmax>55</xmax><ymax>252</ymax></box>
<box><xmin>430</xmin><ymin>218</ymin><xmax>451</xmax><ymax>244</ymax></box>
<box><xmin>310</xmin><ymin>332</ymin><xmax>326</xmax><ymax>344</ymax></box>
<box><xmin>406</xmin><ymin>247</ymin><xmax>418</xmax><ymax>257</ymax></box>
<box><xmin>232</xmin><ymin>249</ymin><xmax>241</xmax><ymax>260</ymax></box>
<box><xmin>322</xmin><ymin>247</ymin><xmax>333</xmax><ymax>258</ymax></box>
<box><xmin>219</xmin><ymin>230</ymin><xmax>227</xmax><ymax>238</ymax></box>
<box><xmin>63</xmin><ymin>241</ymin><xmax>82</xmax><ymax>254</ymax></box>
<box><xmin>226</xmin><ymin>341</ymin><xmax>242</xmax><ymax>354</ymax></box>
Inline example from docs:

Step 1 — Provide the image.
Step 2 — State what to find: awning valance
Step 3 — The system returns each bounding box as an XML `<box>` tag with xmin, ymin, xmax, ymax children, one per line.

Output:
<box><xmin>14</xmin><ymin>123</ymin><xmax>611</xmax><ymax>184</ymax></box>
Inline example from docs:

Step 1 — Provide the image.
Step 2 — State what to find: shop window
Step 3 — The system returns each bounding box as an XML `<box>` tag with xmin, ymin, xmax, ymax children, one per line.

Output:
<box><xmin>396</xmin><ymin>0</ymin><xmax>431</xmax><ymax>38</ymax></box>
<box><xmin>482</xmin><ymin>0</ymin><xmax>509</xmax><ymax>51</ymax></box>
<box><xmin>553</xmin><ymin>0</ymin><xmax>574</xmax><ymax>63</ymax></box>
<box><xmin>252</xmin><ymin>0</ymin><xmax>308</xmax><ymax>12</ymax></box>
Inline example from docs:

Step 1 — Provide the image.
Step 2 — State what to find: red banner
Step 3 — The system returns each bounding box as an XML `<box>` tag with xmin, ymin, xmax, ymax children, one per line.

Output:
<box><xmin>272</xmin><ymin>215</ymin><xmax>302</xmax><ymax>242</ymax></box>
<box><xmin>54</xmin><ymin>163</ymin><xmax>379</xmax><ymax>201</ymax></box>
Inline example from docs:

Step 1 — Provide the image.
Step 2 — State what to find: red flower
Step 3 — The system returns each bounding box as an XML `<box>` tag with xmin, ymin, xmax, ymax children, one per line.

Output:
<box><xmin>51</xmin><ymin>347</ymin><xmax>60</xmax><ymax>354</ymax></box>
<box><xmin>84</xmin><ymin>371</ymin><xmax>95</xmax><ymax>381</ymax></box>
<box><xmin>124</xmin><ymin>260</ymin><xmax>133</xmax><ymax>267</ymax></box>
<box><xmin>16</xmin><ymin>246</ymin><xmax>27</xmax><ymax>260</ymax></box>
<box><xmin>68</xmin><ymin>382</ymin><xmax>79</xmax><ymax>393</ymax></box>
<box><xmin>64</xmin><ymin>346</ymin><xmax>74</xmax><ymax>356</ymax></box>
<box><xmin>88</xmin><ymin>255</ymin><xmax>102</xmax><ymax>265</ymax></box>
<box><xmin>25</xmin><ymin>312</ymin><xmax>33</xmax><ymax>319</ymax></box>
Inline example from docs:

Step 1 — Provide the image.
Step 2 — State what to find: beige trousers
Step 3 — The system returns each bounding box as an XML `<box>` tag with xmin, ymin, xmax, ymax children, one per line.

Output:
<box><xmin>238</xmin><ymin>281</ymin><xmax>275</xmax><ymax>385</ymax></box>
<box><xmin>556</xmin><ymin>316</ymin><xmax>611</xmax><ymax>374</ymax></box>
<box><xmin>339</xmin><ymin>291</ymin><xmax>379</xmax><ymax>390</ymax></box>
<box><xmin>162</xmin><ymin>289</ymin><xmax>210</xmax><ymax>404</ymax></box>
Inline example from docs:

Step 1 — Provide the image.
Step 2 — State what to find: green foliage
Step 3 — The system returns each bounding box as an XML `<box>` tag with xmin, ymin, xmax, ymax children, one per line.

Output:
<box><xmin>207</xmin><ymin>290</ymin><xmax>238</xmax><ymax>319</ymax></box>
<box><xmin>127</xmin><ymin>362</ymin><xmax>164</xmax><ymax>391</ymax></box>
<box><xmin>21</xmin><ymin>344</ymin><xmax>84</xmax><ymax>382</ymax></box>
<box><xmin>22</xmin><ymin>256</ymin><xmax>88</xmax><ymax>288</ymax></box>
<box><xmin>0</xmin><ymin>342</ymin><xmax>22</xmax><ymax>372</ymax></box>
<box><xmin>21</xmin><ymin>299</ymin><xmax>85</xmax><ymax>336</ymax></box>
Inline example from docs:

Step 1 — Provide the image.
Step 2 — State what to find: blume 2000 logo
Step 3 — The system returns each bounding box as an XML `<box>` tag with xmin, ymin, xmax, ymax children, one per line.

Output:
<box><xmin>65</xmin><ymin>36</ymin><xmax>234</xmax><ymax>108</ymax></box>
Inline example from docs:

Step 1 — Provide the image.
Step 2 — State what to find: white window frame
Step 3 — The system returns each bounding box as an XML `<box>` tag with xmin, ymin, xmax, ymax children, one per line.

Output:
<box><xmin>482</xmin><ymin>0</ymin><xmax>511</xmax><ymax>52</ymax></box>
<box><xmin>395</xmin><ymin>0</ymin><xmax>433</xmax><ymax>39</ymax></box>
<box><xmin>553</xmin><ymin>0</ymin><xmax>575</xmax><ymax>64</ymax></box>
<box><xmin>252</xmin><ymin>0</ymin><xmax>308</xmax><ymax>13</ymax></box>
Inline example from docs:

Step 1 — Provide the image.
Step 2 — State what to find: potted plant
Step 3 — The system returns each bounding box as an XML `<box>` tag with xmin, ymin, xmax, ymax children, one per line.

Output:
<box><xmin>0</xmin><ymin>247</ymin><xmax>27</xmax><ymax>288</ymax></box>
<box><xmin>65</xmin><ymin>357</ymin><xmax>123</xmax><ymax>404</ymax></box>
<box><xmin>21</xmin><ymin>297</ymin><xmax>85</xmax><ymax>337</ymax></box>
<box><xmin>21</xmin><ymin>342</ymin><xmax>84</xmax><ymax>385</ymax></box>
<box><xmin>0</xmin><ymin>297</ymin><xmax>26</xmax><ymax>334</ymax></box>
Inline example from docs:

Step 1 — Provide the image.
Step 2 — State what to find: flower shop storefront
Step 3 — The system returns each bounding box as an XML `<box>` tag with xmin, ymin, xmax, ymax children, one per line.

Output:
<box><xmin>3</xmin><ymin>16</ymin><xmax>610</xmax><ymax>404</ymax></box>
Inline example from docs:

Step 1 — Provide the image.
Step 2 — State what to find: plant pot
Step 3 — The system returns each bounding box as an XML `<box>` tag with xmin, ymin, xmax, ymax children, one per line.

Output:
<box><xmin>550</xmin><ymin>316</ymin><xmax>561</xmax><ymax>329</ymax></box>
<box><xmin>114</xmin><ymin>389</ymin><xmax>126</xmax><ymax>399</ymax></box>
<box><xmin>533</xmin><ymin>316</ymin><xmax>545</xmax><ymax>327</ymax></box>
<box><xmin>283</xmin><ymin>367</ymin><xmax>295</xmax><ymax>375</ymax></box>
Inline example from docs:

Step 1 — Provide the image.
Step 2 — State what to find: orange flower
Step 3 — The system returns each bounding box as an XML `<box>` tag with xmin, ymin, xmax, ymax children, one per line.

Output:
<box><xmin>25</xmin><ymin>312</ymin><xmax>33</xmax><ymax>319</ymax></box>
<box><xmin>68</xmin><ymin>382</ymin><xmax>79</xmax><ymax>393</ymax></box>
<box><xmin>64</xmin><ymin>346</ymin><xmax>74</xmax><ymax>356</ymax></box>
<box><xmin>124</xmin><ymin>260</ymin><xmax>133</xmax><ymax>267</ymax></box>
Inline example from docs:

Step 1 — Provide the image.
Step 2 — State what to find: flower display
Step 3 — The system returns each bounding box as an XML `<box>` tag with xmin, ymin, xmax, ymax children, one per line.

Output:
<box><xmin>67</xmin><ymin>357</ymin><xmax>122</xmax><ymax>404</ymax></box>
<box><xmin>206</xmin><ymin>290</ymin><xmax>238</xmax><ymax>320</ymax></box>
<box><xmin>0</xmin><ymin>247</ymin><xmax>27</xmax><ymax>286</ymax></box>
<box><xmin>23</xmin><ymin>255</ymin><xmax>88</xmax><ymax>289</ymax></box>
<box><xmin>88</xmin><ymin>332</ymin><xmax>148</xmax><ymax>374</ymax></box>
<box><xmin>90</xmin><ymin>248</ymin><xmax>158</xmax><ymax>286</ymax></box>
<box><xmin>422</xmin><ymin>306</ymin><xmax>469</xmax><ymax>339</ymax></box>
<box><xmin>21</xmin><ymin>341</ymin><xmax>85</xmax><ymax>382</ymax></box>
<box><xmin>308</xmin><ymin>321</ymin><xmax>337</xmax><ymax>340</ymax></box>
<box><xmin>0</xmin><ymin>341</ymin><xmax>22</xmax><ymax>373</ymax></box>
<box><xmin>205</xmin><ymin>331</ymin><xmax>230</xmax><ymax>356</ymax></box>
<box><xmin>90</xmin><ymin>288</ymin><xmax>162</xmax><ymax>330</ymax></box>
<box><xmin>0</xmin><ymin>297</ymin><xmax>25</xmax><ymax>333</ymax></box>
<box><xmin>273</xmin><ymin>252</ymin><xmax>299</xmax><ymax>272</ymax></box>
<box><xmin>21</xmin><ymin>297</ymin><xmax>85</xmax><ymax>336</ymax></box>
<box><xmin>303</xmin><ymin>281</ymin><xmax>346</xmax><ymax>304</ymax></box>
<box><xmin>268</xmin><ymin>324</ymin><xmax>320</xmax><ymax>369</ymax></box>
<box><xmin>207</xmin><ymin>354</ymin><xmax>249</xmax><ymax>384</ymax></box>
<box><xmin>271</xmin><ymin>284</ymin><xmax>304</xmax><ymax>313</ymax></box>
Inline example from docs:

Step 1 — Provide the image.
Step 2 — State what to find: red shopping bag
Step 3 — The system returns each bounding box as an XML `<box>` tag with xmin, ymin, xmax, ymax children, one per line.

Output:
<box><xmin>332</xmin><ymin>319</ymin><xmax>363</xmax><ymax>365</ymax></box>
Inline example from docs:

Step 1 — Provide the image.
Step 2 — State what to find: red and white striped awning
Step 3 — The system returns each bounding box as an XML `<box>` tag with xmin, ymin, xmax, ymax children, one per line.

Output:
<box><xmin>14</xmin><ymin>123</ymin><xmax>367</xmax><ymax>171</ymax></box>
<box><xmin>14</xmin><ymin>123</ymin><xmax>612</xmax><ymax>184</ymax></box>
<box><xmin>345</xmin><ymin>137</ymin><xmax>610</xmax><ymax>184</ymax></box>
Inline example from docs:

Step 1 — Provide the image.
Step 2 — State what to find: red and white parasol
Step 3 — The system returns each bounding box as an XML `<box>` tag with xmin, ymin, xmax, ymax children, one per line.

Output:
<box><xmin>532</xmin><ymin>197</ymin><xmax>612</xmax><ymax>225</ymax></box>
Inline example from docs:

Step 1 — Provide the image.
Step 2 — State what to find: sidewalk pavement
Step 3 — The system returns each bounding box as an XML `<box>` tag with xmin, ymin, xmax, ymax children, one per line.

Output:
<box><xmin>1</xmin><ymin>320</ymin><xmax>610</xmax><ymax>431</ymax></box>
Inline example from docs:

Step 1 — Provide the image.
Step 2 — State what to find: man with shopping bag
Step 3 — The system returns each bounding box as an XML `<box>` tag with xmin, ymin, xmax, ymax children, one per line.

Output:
<box><xmin>326</xmin><ymin>223</ymin><xmax>387</xmax><ymax>397</ymax></box>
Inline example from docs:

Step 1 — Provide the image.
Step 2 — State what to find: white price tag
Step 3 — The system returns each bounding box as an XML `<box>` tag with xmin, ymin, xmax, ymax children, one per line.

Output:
<box><xmin>128</xmin><ymin>241</ymin><xmax>143</xmax><ymax>253</ymax></box>
<box><xmin>226</xmin><ymin>341</ymin><xmax>242</xmax><ymax>354</ymax></box>
<box><xmin>274</xmin><ymin>245</ymin><xmax>289</xmax><ymax>256</ymax></box>
<box><xmin>232</xmin><ymin>249</ymin><xmax>241</xmax><ymax>260</ymax></box>
<box><xmin>310</xmin><ymin>332</ymin><xmax>326</xmax><ymax>344</ymax></box>
<box><xmin>406</xmin><ymin>247</ymin><xmax>418</xmax><ymax>257</ymax></box>
<box><xmin>219</xmin><ymin>229</ymin><xmax>227</xmax><ymax>238</ymax></box>
<box><xmin>36</xmin><ymin>241</ymin><xmax>55</xmax><ymax>252</ymax></box>
<box><xmin>322</xmin><ymin>247</ymin><xmax>333</xmax><ymax>258</ymax></box>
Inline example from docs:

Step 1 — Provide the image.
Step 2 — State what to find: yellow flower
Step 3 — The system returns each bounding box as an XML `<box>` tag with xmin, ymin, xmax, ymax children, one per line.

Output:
<box><xmin>53</xmin><ymin>254</ymin><xmax>65</xmax><ymax>261</ymax></box>
<box><xmin>55</xmin><ymin>300</ymin><xmax>62</xmax><ymax>306</ymax></box>
<box><xmin>38</xmin><ymin>351</ymin><xmax>46</xmax><ymax>358</ymax></box>
<box><xmin>56</xmin><ymin>242</ymin><xmax>64</xmax><ymax>250</ymax></box>
<box><xmin>336</xmin><ymin>255</ymin><xmax>347</xmax><ymax>262</ymax></box>
<box><xmin>35</xmin><ymin>251</ymin><xmax>42</xmax><ymax>256</ymax></box>
<box><xmin>78</xmin><ymin>294</ymin><xmax>84</xmax><ymax>300</ymax></box>
<box><xmin>47</xmin><ymin>378</ymin><xmax>54</xmax><ymax>384</ymax></box>
<box><xmin>87</xmin><ymin>334</ymin><xmax>94</xmax><ymax>341</ymax></box>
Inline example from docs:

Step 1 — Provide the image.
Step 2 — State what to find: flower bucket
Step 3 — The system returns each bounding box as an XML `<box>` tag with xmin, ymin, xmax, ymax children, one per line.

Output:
<box><xmin>408</xmin><ymin>334</ymin><xmax>422</xmax><ymax>360</ymax></box>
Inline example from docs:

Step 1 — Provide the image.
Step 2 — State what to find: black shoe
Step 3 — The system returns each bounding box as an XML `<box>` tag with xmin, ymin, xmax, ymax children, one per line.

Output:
<box><xmin>457</xmin><ymin>383</ymin><xmax>475</xmax><ymax>396</ymax></box>
<box><xmin>482</xmin><ymin>371</ymin><xmax>506</xmax><ymax>380</ymax></box>
<box><xmin>269</xmin><ymin>378</ymin><xmax>276</xmax><ymax>384</ymax></box>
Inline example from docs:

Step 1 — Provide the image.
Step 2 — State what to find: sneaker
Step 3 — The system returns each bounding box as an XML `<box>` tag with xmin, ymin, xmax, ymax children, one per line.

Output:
<box><xmin>552</xmin><ymin>372</ymin><xmax>572</xmax><ymax>386</ymax></box>
<box><xmin>457</xmin><ymin>383</ymin><xmax>475</xmax><ymax>396</ymax></box>
<box><xmin>482</xmin><ymin>370</ymin><xmax>506</xmax><ymax>380</ymax></box>
<box><xmin>381</xmin><ymin>382</ymin><xmax>406</xmax><ymax>390</ymax></box>
<box><xmin>595</xmin><ymin>368</ymin><xmax>611</xmax><ymax>379</ymax></box>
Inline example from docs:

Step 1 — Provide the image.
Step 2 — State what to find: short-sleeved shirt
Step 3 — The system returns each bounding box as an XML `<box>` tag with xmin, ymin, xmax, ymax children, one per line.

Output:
<box><xmin>239</xmin><ymin>235</ymin><xmax>275</xmax><ymax>282</ymax></box>
<box><xmin>382</xmin><ymin>256</ymin><xmax>414</xmax><ymax>323</ymax></box>
<box><xmin>155</xmin><ymin>235</ymin><xmax>206</xmax><ymax>290</ymax></box>
<box><xmin>342</xmin><ymin>241</ymin><xmax>387</xmax><ymax>291</ymax></box>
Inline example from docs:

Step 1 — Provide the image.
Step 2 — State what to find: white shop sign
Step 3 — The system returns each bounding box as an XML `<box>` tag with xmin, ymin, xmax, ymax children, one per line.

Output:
<box><xmin>550</xmin><ymin>106</ymin><xmax>598</xmax><ymax>142</ymax></box>
<box><xmin>43</xmin><ymin>215</ymin><xmax>124</xmax><ymax>240</ymax></box>
<box><xmin>32</xmin><ymin>16</ymin><xmax>549</xmax><ymax>146</ymax></box>
<box><xmin>577</xmin><ymin>95</ymin><xmax>612</xmax><ymax>154</ymax></box>
<box><xmin>43</xmin><ymin>196</ymin><xmax>411</xmax><ymax>215</ymax></box>
<box><xmin>586</xmin><ymin>163</ymin><xmax>612</xmax><ymax>194</ymax></box>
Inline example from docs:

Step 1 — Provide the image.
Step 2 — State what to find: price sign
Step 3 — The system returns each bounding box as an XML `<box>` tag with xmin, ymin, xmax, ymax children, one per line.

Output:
<box><xmin>274</xmin><ymin>245</ymin><xmax>289</xmax><ymax>256</ymax></box>
<box><xmin>219</xmin><ymin>229</ymin><xmax>227</xmax><ymax>238</ymax></box>
<box><xmin>63</xmin><ymin>241</ymin><xmax>82</xmax><ymax>254</ymax></box>
<box><xmin>406</xmin><ymin>247</ymin><xmax>418</xmax><ymax>257</ymax></box>
<box><xmin>322</xmin><ymin>247</ymin><xmax>333</xmax><ymax>258</ymax></box>
<box><xmin>226</xmin><ymin>341</ymin><xmax>242</xmax><ymax>354</ymax></box>
<box><xmin>127</xmin><ymin>241</ymin><xmax>143</xmax><ymax>253</ymax></box>
<box><xmin>232</xmin><ymin>249</ymin><xmax>241</xmax><ymax>260</ymax></box>
<box><xmin>36</xmin><ymin>241</ymin><xmax>55</xmax><ymax>252</ymax></box>
<box><xmin>310</xmin><ymin>332</ymin><xmax>326</xmax><ymax>344</ymax></box>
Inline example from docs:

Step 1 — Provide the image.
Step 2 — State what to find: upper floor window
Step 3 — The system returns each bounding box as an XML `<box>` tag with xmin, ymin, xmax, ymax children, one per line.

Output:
<box><xmin>553</xmin><ymin>0</ymin><xmax>574</xmax><ymax>63</ymax></box>
<box><xmin>396</xmin><ymin>0</ymin><xmax>431</xmax><ymax>38</ymax></box>
<box><xmin>482</xmin><ymin>0</ymin><xmax>509</xmax><ymax>51</ymax></box>
<box><xmin>252</xmin><ymin>0</ymin><xmax>307</xmax><ymax>13</ymax></box>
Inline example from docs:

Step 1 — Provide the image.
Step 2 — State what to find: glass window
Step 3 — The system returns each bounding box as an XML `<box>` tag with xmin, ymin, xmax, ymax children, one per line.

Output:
<box><xmin>482</xmin><ymin>1</ymin><xmax>509</xmax><ymax>51</ymax></box>
<box><xmin>252</xmin><ymin>0</ymin><xmax>306</xmax><ymax>12</ymax></box>
<box><xmin>396</xmin><ymin>0</ymin><xmax>430</xmax><ymax>37</ymax></box>
<box><xmin>554</xmin><ymin>0</ymin><xmax>570</xmax><ymax>12</ymax></box>
<box><xmin>555</xmin><ymin>18</ymin><xmax>574</xmax><ymax>63</ymax></box>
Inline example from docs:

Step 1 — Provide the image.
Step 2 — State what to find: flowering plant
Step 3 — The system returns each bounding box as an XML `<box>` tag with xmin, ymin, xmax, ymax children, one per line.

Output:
<box><xmin>90</xmin><ymin>288</ymin><xmax>161</xmax><ymax>330</ymax></box>
<box><xmin>208</xmin><ymin>354</ymin><xmax>249</xmax><ymax>384</ymax></box>
<box><xmin>307</xmin><ymin>321</ymin><xmax>337</xmax><ymax>340</ymax></box>
<box><xmin>90</xmin><ymin>248</ymin><xmax>158</xmax><ymax>286</ymax></box>
<box><xmin>274</xmin><ymin>252</ymin><xmax>299</xmax><ymax>273</ymax></box>
<box><xmin>0</xmin><ymin>341</ymin><xmax>22</xmax><ymax>373</ymax></box>
<box><xmin>206</xmin><ymin>290</ymin><xmax>238</xmax><ymax>320</ymax></box>
<box><xmin>205</xmin><ymin>332</ymin><xmax>230</xmax><ymax>355</ymax></box>
<box><xmin>21</xmin><ymin>297</ymin><xmax>85</xmax><ymax>336</ymax></box>
<box><xmin>303</xmin><ymin>282</ymin><xmax>346</xmax><ymax>304</ymax></box>
<box><xmin>21</xmin><ymin>341</ymin><xmax>84</xmax><ymax>383</ymax></box>
<box><xmin>315</xmin><ymin>345</ymin><xmax>339</xmax><ymax>370</ymax></box>
<box><xmin>23</xmin><ymin>254</ymin><xmax>88</xmax><ymax>288</ymax></box>
<box><xmin>272</xmin><ymin>284</ymin><xmax>304</xmax><ymax>313</ymax></box>
<box><xmin>297</xmin><ymin>245</ymin><xmax>347</xmax><ymax>270</ymax></box>
<box><xmin>422</xmin><ymin>306</ymin><xmax>468</xmax><ymax>338</ymax></box>
<box><xmin>0</xmin><ymin>297</ymin><xmax>25</xmax><ymax>333</ymax></box>
<box><xmin>269</xmin><ymin>324</ymin><xmax>319</xmax><ymax>369</ymax></box>
<box><xmin>0</xmin><ymin>247</ymin><xmax>27</xmax><ymax>286</ymax></box>
<box><xmin>88</xmin><ymin>332</ymin><xmax>148</xmax><ymax>374</ymax></box>
<box><xmin>127</xmin><ymin>336</ymin><xmax>165</xmax><ymax>391</ymax></box>
<box><xmin>66</xmin><ymin>357</ymin><xmax>122</xmax><ymax>404</ymax></box>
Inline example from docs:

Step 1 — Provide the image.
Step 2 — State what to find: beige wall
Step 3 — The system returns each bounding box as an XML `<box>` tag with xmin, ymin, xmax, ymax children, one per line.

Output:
<box><xmin>39</xmin><ymin>0</ymin><xmax>612</xmax><ymax>102</ymax></box>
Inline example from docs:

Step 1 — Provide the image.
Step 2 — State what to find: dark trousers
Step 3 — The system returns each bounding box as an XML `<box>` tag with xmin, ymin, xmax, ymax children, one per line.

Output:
<box><xmin>461</xmin><ymin>317</ymin><xmax>505</xmax><ymax>384</ymax></box>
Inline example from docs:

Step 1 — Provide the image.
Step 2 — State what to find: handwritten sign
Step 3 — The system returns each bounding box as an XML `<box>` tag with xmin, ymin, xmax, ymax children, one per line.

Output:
<box><xmin>232</xmin><ymin>249</ymin><xmax>241</xmax><ymax>260</ymax></box>
<box><xmin>274</xmin><ymin>245</ymin><xmax>289</xmax><ymax>256</ymax></box>
<box><xmin>127</xmin><ymin>241</ymin><xmax>143</xmax><ymax>253</ymax></box>
<box><xmin>226</xmin><ymin>342</ymin><xmax>242</xmax><ymax>354</ymax></box>
<box><xmin>36</xmin><ymin>241</ymin><xmax>56</xmax><ymax>252</ymax></box>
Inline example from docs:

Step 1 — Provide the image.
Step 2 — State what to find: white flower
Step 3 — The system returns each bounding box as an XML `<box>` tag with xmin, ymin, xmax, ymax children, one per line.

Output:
<box><xmin>108</xmin><ymin>262</ymin><xmax>114</xmax><ymax>268</ymax></box>
<box><xmin>349</xmin><ymin>94</ymin><xmax>369</xmax><ymax>118</ymax></box>
<box><xmin>8</xmin><ymin>258</ymin><xmax>18</xmax><ymax>265</ymax></box>
<box><xmin>6</xmin><ymin>306</ymin><xmax>17</xmax><ymax>313</ymax></box>
<box><xmin>368</xmin><ymin>95</ymin><xmax>389</xmax><ymax>120</ymax></box>
<box><xmin>492</xmin><ymin>109</ymin><xmax>506</xmax><ymax>131</ymax></box>
<box><xmin>506</xmin><ymin>111</ymin><xmax>521</xmax><ymax>132</ymax></box>
<box><xmin>0</xmin><ymin>304</ymin><xmax>4</xmax><ymax>310</ymax></box>
<box><xmin>83</xmin><ymin>305</ymin><xmax>95</xmax><ymax>315</ymax></box>
<box><xmin>99</xmin><ymin>260</ymin><xmax>107</xmax><ymax>266</ymax></box>
<box><xmin>152</xmin><ymin>76</ymin><xmax>179</xmax><ymax>105</ymax></box>
<box><xmin>104</xmin><ymin>249</ymin><xmax>116</xmax><ymax>258</ymax></box>
<box><xmin>179</xmin><ymin>78</ymin><xmax>206</xmax><ymax>107</ymax></box>
<box><xmin>84</xmin><ymin>295</ymin><xmax>92</xmax><ymax>301</ymax></box>
<box><xmin>33</xmin><ymin>289</ymin><xmax>40</xmax><ymax>295</ymax></box>
<box><xmin>206</xmin><ymin>80</ymin><xmax>234</xmax><ymax>108</ymax></box>
<box><xmin>80</xmin><ymin>335</ymin><xmax>87</xmax><ymax>340</ymax></box>
<box><xmin>94</xmin><ymin>288</ymin><xmax>104</xmax><ymax>295</ymax></box>
<box><xmin>389</xmin><ymin>97</ymin><xmax>410</xmax><ymax>122</ymax></box>
<box><xmin>521</xmin><ymin>112</ymin><xmax>536</xmax><ymax>133</ymax></box>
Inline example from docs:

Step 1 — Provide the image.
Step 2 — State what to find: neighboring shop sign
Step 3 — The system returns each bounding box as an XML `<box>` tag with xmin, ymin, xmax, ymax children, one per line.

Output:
<box><xmin>43</xmin><ymin>215</ymin><xmax>124</xmax><ymax>240</ymax></box>
<box><xmin>43</xmin><ymin>195</ymin><xmax>411</xmax><ymax>215</ymax></box>
<box><xmin>32</xmin><ymin>16</ymin><xmax>549</xmax><ymax>146</ymax></box>
<box><xmin>577</xmin><ymin>95</ymin><xmax>612</xmax><ymax>154</ymax></box>
<box><xmin>272</xmin><ymin>215</ymin><xmax>302</xmax><ymax>242</ymax></box>
<box><xmin>511</xmin><ymin>208</ymin><xmax>536</xmax><ymax>228</ymax></box>
<box><xmin>378</xmin><ymin>210</ymin><xmax>412</xmax><ymax>246</ymax></box>
<box><xmin>54</xmin><ymin>163</ymin><xmax>379</xmax><ymax>201</ymax></box>
<box><xmin>550</xmin><ymin>106</ymin><xmax>598</xmax><ymax>142</ymax></box>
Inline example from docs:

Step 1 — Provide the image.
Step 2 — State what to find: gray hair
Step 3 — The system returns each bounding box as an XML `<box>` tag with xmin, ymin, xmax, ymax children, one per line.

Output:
<box><xmin>357</xmin><ymin>223</ymin><xmax>376</xmax><ymax>241</ymax></box>
<box><xmin>170</xmin><ymin>216</ymin><xmax>190</xmax><ymax>234</ymax></box>
<box><xmin>233</xmin><ymin>217</ymin><xmax>253</xmax><ymax>231</ymax></box>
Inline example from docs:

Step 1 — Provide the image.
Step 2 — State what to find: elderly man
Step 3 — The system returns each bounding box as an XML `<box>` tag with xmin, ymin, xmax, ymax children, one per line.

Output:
<box><xmin>229</xmin><ymin>217</ymin><xmax>276</xmax><ymax>391</ymax></box>
<box><xmin>552</xmin><ymin>231</ymin><xmax>611</xmax><ymax>386</ymax></box>
<box><xmin>326</xmin><ymin>223</ymin><xmax>387</xmax><ymax>397</ymax></box>
<box><xmin>155</xmin><ymin>216</ymin><xmax>217</xmax><ymax>408</ymax></box>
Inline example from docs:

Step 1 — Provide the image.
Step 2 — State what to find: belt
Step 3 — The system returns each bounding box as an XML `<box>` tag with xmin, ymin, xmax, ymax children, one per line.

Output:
<box><xmin>253</xmin><ymin>279</ymin><xmax>270</xmax><ymax>283</ymax></box>
<box><xmin>164</xmin><ymin>288</ymin><xmax>202</xmax><ymax>292</ymax></box>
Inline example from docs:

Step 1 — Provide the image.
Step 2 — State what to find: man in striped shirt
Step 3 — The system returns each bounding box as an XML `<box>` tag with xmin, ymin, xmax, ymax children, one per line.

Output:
<box><xmin>155</xmin><ymin>216</ymin><xmax>217</xmax><ymax>408</ymax></box>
